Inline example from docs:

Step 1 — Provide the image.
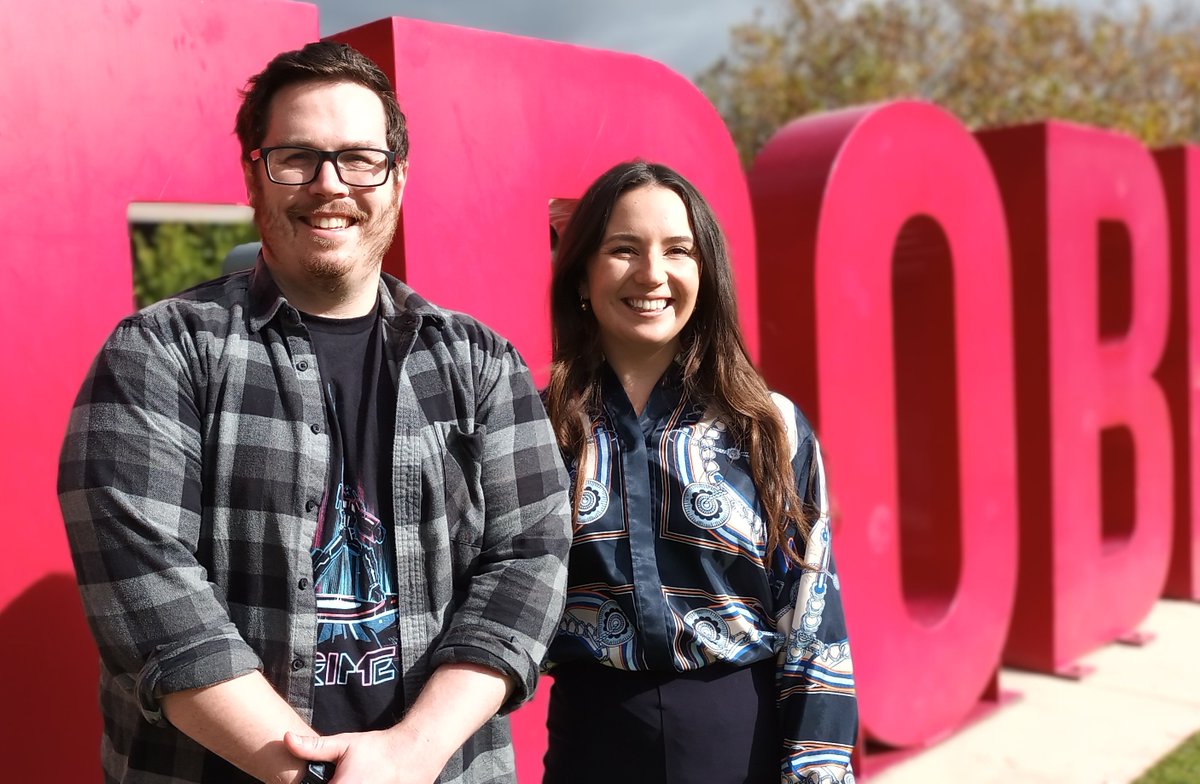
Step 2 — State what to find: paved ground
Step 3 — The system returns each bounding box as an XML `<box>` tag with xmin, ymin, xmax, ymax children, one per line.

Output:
<box><xmin>867</xmin><ymin>599</ymin><xmax>1200</xmax><ymax>784</ymax></box>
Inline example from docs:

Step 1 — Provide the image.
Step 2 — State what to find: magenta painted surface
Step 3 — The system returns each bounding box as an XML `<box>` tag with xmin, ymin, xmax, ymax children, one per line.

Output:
<box><xmin>1154</xmin><ymin>146</ymin><xmax>1200</xmax><ymax>600</ymax></box>
<box><xmin>752</xmin><ymin>101</ymin><xmax>1019</xmax><ymax>748</ymax></box>
<box><xmin>979</xmin><ymin>123</ymin><xmax>1173</xmax><ymax>673</ymax></box>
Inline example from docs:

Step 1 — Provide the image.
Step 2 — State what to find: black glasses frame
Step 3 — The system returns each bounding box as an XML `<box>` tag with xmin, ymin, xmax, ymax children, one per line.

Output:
<box><xmin>250</xmin><ymin>146</ymin><xmax>400</xmax><ymax>187</ymax></box>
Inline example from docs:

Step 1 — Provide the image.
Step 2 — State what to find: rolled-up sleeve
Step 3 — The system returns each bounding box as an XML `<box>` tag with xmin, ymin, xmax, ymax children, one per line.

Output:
<box><xmin>429</xmin><ymin>340</ymin><xmax>572</xmax><ymax>712</ymax></box>
<box><xmin>58</xmin><ymin>317</ymin><xmax>261</xmax><ymax>725</ymax></box>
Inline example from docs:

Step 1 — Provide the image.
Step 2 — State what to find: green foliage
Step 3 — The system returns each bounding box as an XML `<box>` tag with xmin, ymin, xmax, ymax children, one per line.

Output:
<box><xmin>131</xmin><ymin>222</ymin><xmax>259</xmax><ymax>308</ymax></box>
<box><xmin>1135</xmin><ymin>731</ymin><xmax>1200</xmax><ymax>783</ymax></box>
<box><xmin>699</xmin><ymin>0</ymin><xmax>1200</xmax><ymax>165</ymax></box>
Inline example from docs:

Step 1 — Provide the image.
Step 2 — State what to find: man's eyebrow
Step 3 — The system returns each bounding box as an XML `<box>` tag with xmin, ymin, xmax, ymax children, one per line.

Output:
<box><xmin>271</xmin><ymin>139</ymin><xmax>388</xmax><ymax>149</ymax></box>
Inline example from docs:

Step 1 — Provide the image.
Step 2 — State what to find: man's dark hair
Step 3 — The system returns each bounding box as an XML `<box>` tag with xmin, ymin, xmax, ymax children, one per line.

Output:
<box><xmin>235</xmin><ymin>41</ymin><xmax>409</xmax><ymax>163</ymax></box>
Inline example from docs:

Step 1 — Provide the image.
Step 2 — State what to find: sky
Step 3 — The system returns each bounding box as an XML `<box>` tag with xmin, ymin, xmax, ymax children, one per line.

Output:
<box><xmin>313</xmin><ymin>0</ymin><xmax>773</xmax><ymax>81</ymax></box>
<box><xmin>310</xmin><ymin>0</ymin><xmax>1127</xmax><ymax>83</ymax></box>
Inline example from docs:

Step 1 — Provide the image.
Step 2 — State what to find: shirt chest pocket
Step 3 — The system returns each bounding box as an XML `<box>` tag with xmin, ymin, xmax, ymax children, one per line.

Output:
<box><xmin>419</xmin><ymin>423</ymin><xmax>486</xmax><ymax>596</ymax></box>
<box><xmin>438</xmin><ymin>423</ymin><xmax>485</xmax><ymax>543</ymax></box>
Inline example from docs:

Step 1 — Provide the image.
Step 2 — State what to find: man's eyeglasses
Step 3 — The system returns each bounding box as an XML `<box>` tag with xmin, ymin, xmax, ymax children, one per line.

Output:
<box><xmin>250</xmin><ymin>146</ymin><xmax>400</xmax><ymax>187</ymax></box>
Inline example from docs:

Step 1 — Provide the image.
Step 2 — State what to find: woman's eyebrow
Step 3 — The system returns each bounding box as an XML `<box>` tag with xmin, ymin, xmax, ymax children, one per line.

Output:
<box><xmin>601</xmin><ymin>232</ymin><xmax>694</xmax><ymax>244</ymax></box>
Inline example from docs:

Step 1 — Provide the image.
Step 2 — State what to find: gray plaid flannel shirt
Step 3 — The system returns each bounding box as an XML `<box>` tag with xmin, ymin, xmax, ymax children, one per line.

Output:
<box><xmin>58</xmin><ymin>261</ymin><xmax>572</xmax><ymax>783</ymax></box>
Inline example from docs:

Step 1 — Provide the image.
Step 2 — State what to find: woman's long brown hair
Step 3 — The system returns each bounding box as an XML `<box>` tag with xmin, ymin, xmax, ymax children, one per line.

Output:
<box><xmin>545</xmin><ymin>161</ymin><xmax>812</xmax><ymax>563</ymax></box>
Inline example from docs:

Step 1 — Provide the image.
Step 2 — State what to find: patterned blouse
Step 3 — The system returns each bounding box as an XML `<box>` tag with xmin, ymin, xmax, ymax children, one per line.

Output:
<box><xmin>546</xmin><ymin>367</ymin><xmax>858</xmax><ymax>783</ymax></box>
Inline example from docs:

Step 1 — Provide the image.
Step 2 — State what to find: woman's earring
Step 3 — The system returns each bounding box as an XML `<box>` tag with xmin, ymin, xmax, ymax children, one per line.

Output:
<box><xmin>580</xmin><ymin>297</ymin><xmax>590</xmax><ymax>312</ymax></box>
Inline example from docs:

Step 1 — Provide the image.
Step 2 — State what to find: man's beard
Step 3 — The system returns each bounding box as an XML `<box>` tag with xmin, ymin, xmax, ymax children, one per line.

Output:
<box><xmin>250</xmin><ymin>179</ymin><xmax>400</xmax><ymax>285</ymax></box>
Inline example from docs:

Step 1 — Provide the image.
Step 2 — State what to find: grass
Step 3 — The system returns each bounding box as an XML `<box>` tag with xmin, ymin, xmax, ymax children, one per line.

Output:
<box><xmin>1134</xmin><ymin>732</ymin><xmax>1200</xmax><ymax>783</ymax></box>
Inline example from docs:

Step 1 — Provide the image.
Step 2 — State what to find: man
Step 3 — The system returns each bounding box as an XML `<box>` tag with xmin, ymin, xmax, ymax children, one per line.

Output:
<box><xmin>58</xmin><ymin>42</ymin><xmax>572</xmax><ymax>784</ymax></box>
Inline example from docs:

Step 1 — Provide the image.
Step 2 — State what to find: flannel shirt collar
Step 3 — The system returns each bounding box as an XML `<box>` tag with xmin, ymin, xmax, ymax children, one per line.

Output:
<box><xmin>246</xmin><ymin>254</ymin><xmax>444</xmax><ymax>334</ymax></box>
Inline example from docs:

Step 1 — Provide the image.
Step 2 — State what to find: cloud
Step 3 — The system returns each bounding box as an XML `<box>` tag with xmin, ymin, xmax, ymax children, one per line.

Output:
<box><xmin>314</xmin><ymin>0</ymin><xmax>764</xmax><ymax>79</ymax></box>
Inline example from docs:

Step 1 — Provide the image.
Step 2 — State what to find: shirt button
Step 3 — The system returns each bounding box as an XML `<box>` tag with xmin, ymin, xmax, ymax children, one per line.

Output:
<box><xmin>296</xmin><ymin>360</ymin><xmax>309</xmax><ymax>372</ymax></box>
<box><xmin>306</xmin><ymin>499</ymin><xmax>318</xmax><ymax>512</ymax></box>
<box><xmin>291</xmin><ymin>657</ymin><xmax>305</xmax><ymax>671</ymax></box>
<box><xmin>298</xmin><ymin>578</ymin><xmax>309</xmax><ymax>590</ymax></box>
<box><xmin>310</xmin><ymin>423</ymin><xmax>322</xmax><ymax>435</ymax></box>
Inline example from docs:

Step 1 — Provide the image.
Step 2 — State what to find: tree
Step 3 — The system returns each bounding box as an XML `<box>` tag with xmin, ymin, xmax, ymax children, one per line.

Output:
<box><xmin>131</xmin><ymin>222</ymin><xmax>259</xmax><ymax>308</ymax></box>
<box><xmin>699</xmin><ymin>0</ymin><xmax>1200</xmax><ymax>165</ymax></box>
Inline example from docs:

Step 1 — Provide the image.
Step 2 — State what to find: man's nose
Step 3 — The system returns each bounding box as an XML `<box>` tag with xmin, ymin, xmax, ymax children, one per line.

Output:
<box><xmin>307</xmin><ymin>159</ymin><xmax>349</xmax><ymax>198</ymax></box>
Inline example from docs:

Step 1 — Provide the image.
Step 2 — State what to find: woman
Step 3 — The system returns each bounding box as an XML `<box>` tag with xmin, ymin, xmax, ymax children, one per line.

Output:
<box><xmin>542</xmin><ymin>161</ymin><xmax>857</xmax><ymax>784</ymax></box>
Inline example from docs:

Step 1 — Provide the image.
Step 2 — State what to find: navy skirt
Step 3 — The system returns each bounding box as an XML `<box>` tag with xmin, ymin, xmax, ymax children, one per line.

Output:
<box><xmin>542</xmin><ymin>659</ymin><xmax>779</xmax><ymax>784</ymax></box>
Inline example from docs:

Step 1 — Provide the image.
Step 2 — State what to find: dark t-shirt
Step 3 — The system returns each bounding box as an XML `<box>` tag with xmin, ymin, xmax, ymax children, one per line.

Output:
<box><xmin>303</xmin><ymin>305</ymin><xmax>401</xmax><ymax>734</ymax></box>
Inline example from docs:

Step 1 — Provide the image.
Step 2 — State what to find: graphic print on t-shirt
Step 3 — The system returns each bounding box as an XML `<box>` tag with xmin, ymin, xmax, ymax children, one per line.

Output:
<box><xmin>311</xmin><ymin>475</ymin><xmax>399</xmax><ymax>688</ymax></box>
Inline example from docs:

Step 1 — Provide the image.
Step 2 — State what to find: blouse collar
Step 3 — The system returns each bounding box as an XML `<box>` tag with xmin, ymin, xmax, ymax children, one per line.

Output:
<box><xmin>600</xmin><ymin>360</ymin><xmax>687</xmax><ymax>436</ymax></box>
